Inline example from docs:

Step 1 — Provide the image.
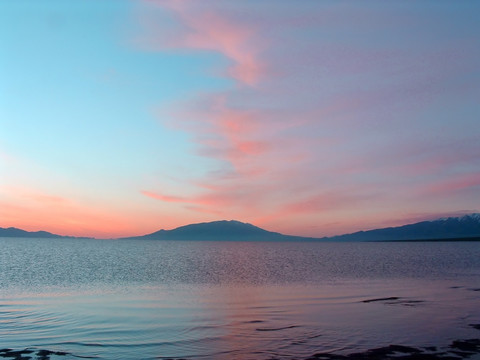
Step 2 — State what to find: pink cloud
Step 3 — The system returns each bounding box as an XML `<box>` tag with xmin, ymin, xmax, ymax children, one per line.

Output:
<box><xmin>281</xmin><ymin>190</ymin><xmax>376</xmax><ymax>215</ymax></box>
<box><xmin>159</xmin><ymin>92</ymin><xmax>283</xmax><ymax>178</ymax></box>
<box><xmin>142</xmin><ymin>189</ymin><xmax>240</xmax><ymax>216</ymax></box>
<box><xmin>235</xmin><ymin>140</ymin><xmax>268</xmax><ymax>156</ymax></box>
<box><xmin>132</xmin><ymin>2</ymin><xmax>480</xmax><ymax>237</ymax></box>
<box><xmin>423</xmin><ymin>173</ymin><xmax>480</xmax><ymax>196</ymax></box>
<box><xmin>139</xmin><ymin>0</ymin><xmax>264</xmax><ymax>85</ymax></box>
<box><xmin>388</xmin><ymin>139</ymin><xmax>480</xmax><ymax>177</ymax></box>
<box><xmin>142</xmin><ymin>183</ymin><xmax>269</xmax><ymax>212</ymax></box>
<box><xmin>141</xmin><ymin>190</ymin><xmax>188</xmax><ymax>203</ymax></box>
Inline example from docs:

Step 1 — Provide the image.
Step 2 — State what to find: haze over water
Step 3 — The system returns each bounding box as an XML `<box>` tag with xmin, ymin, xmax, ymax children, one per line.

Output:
<box><xmin>1</xmin><ymin>237</ymin><xmax>479</xmax><ymax>359</ymax></box>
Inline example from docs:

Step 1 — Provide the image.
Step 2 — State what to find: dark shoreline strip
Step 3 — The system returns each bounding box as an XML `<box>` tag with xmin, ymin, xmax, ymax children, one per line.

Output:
<box><xmin>3</xmin><ymin>337</ymin><xmax>480</xmax><ymax>360</ymax></box>
<box><xmin>307</xmin><ymin>339</ymin><xmax>480</xmax><ymax>360</ymax></box>
<box><xmin>0</xmin><ymin>348</ymin><xmax>97</xmax><ymax>360</ymax></box>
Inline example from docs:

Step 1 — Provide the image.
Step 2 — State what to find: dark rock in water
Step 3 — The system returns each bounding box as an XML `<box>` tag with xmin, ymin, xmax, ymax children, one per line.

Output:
<box><xmin>450</xmin><ymin>350</ymin><xmax>476</xmax><ymax>358</ymax></box>
<box><xmin>401</xmin><ymin>301</ymin><xmax>425</xmax><ymax>307</ymax></box>
<box><xmin>0</xmin><ymin>348</ymin><xmax>33</xmax><ymax>357</ymax></box>
<box><xmin>36</xmin><ymin>350</ymin><xmax>70</xmax><ymax>360</ymax></box>
<box><xmin>309</xmin><ymin>345</ymin><xmax>423</xmax><ymax>360</ymax></box>
<box><xmin>307</xmin><ymin>339</ymin><xmax>480</xmax><ymax>360</ymax></box>
<box><xmin>450</xmin><ymin>339</ymin><xmax>480</xmax><ymax>352</ymax></box>
<box><xmin>0</xmin><ymin>348</ymin><xmax>34</xmax><ymax>360</ymax></box>
<box><xmin>256</xmin><ymin>325</ymin><xmax>299</xmax><ymax>332</ymax></box>
<box><xmin>347</xmin><ymin>344</ymin><xmax>421</xmax><ymax>359</ymax></box>
<box><xmin>470</xmin><ymin>324</ymin><xmax>480</xmax><ymax>330</ymax></box>
<box><xmin>3</xmin><ymin>337</ymin><xmax>480</xmax><ymax>360</ymax></box>
<box><xmin>362</xmin><ymin>297</ymin><xmax>400</xmax><ymax>303</ymax></box>
<box><xmin>361</xmin><ymin>297</ymin><xmax>425</xmax><ymax>306</ymax></box>
<box><xmin>0</xmin><ymin>348</ymin><xmax>90</xmax><ymax>360</ymax></box>
<box><xmin>384</xmin><ymin>345</ymin><xmax>421</xmax><ymax>353</ymax></box>
<box><xmin>37</xmin><ymin>350</ymin><xmax>68</xmax><ymax>356</ymax></box>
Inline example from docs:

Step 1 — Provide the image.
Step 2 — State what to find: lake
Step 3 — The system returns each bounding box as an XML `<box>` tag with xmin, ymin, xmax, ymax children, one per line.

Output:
<box><xmin>1</xmin><ymin>238</ymin><xmax>479</xmax><ymax>359</ymax></box>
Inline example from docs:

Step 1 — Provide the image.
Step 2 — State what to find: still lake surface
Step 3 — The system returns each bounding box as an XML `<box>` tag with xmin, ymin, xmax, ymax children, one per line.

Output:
<box><xmin>0</xmin><ymin>237</ymin><xmax>479</xmax><ymax>359</ymax></box>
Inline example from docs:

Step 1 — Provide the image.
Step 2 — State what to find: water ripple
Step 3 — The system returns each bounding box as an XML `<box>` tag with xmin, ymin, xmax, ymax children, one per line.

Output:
<box><xmin>1</xmin><ymin>239</ymin><xmax>480</xmax><ymax>359</ymax></box>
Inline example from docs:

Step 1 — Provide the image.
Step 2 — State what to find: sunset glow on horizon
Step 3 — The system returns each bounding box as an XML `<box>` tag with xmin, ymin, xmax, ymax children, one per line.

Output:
<box><xmin>1</xmin><ymin>0</ymin><xmax>479</xmax><ymax>238</ymax></box>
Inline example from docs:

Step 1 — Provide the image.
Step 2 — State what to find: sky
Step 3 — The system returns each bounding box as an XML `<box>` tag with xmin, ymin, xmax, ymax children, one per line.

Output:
<box><xmin>1</xmin><ymin>0</ymin><xmax>479</xmax><ymax>238</ymax></box>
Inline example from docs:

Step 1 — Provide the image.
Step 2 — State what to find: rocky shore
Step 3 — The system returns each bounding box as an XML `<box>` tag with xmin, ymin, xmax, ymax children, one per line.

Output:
<box><xmin>2</xmin><ymin>332</ymin><xmax>480</xmax><ymax>360</ymax></box>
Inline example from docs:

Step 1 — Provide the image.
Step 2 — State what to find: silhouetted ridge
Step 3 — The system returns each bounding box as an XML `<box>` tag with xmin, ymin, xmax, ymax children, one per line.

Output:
<box><xmin>167</xmin><ymin>220</ymin><xmax>271</xmax><ymax>237</ymax></box>
<box><xmin>3</xmin><ymin>213</ymin><xmax>480</xmax><ymax>242</ymax></box>
<box><xmin>328</xmin><ymin>213</ymin><xmax>480</xmax><ymax>241</ymax></box>
<box><xmin>127</xmin><ymin>220</ymin><xmax>311</xmax><ymax>241</ymax></box>
<box><xmin>0</xmin><ymin>227</ymin><xmax>65</xmax><ymax>238</ymax></box>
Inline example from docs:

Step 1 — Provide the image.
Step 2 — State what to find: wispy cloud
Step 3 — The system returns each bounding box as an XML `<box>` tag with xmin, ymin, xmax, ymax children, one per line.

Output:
<box><xmin>138</xmin><ymin>0</ymin><xmax>264</xmax><ymax>85</ymax></box>
<box><xmin>281</xmin><ymin>190</ymin><xmax>378</xmax><ymax>215</ymax></box>
<box><xmin>422</xmin><ymin>173</ymin><xmax>480</xmax><ymax>197</ymax></box>
<box><xmin>133</xmin><ymin>1</ymin><xmax>480</xmax><ymax>236</ymax></box>
<box><xmin>141</xmin><ymin>190</ymin><xmax>188</xmax><ymax>203</ymax></box>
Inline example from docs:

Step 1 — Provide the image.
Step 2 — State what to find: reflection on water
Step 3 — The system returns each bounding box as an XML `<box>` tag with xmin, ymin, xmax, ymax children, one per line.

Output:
<box><xmin>0</xmin><ymin>238</ymin><xmax>479</xmax><ymax>359</ymax></box>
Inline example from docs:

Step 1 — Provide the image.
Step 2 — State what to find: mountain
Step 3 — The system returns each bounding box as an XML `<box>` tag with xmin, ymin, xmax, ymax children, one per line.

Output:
<box><xmin>3</xmin><ymin>214</ymin><xmax>480</xmax><ymax>242</ymax></box>
<box><xmin>125</xmin><ymin>220</ymin><xmax>315</xmax><ymax>241</ymax></box>
<box><xmin>125</xmin><ymin>215</ymin><xmax>480</xmax><ymax>242</ymax></box>
<box><xmin>0</xmin><ymin>227</ymin><xmax>65</xmax><ymax>238</ymax></box>
<box><xmin>327</xmin><ymin>214</ymin><xmax>480</xmax><ymax>241</ymax></box>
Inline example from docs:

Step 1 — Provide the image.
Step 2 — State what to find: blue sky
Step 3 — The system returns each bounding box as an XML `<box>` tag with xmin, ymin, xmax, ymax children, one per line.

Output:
<box><xmin>1</xmin><ymin>0</ymin><xmax>479</xmax><ymax>237</ymax></box>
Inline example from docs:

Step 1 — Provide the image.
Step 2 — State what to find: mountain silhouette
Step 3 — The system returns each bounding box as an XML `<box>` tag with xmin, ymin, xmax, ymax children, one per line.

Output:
<box><xmin>327</xmin><ymin>214</ymin><xmax>480</xmax><ymax>241</ymax></box>
<box><xmin>3</xmin><ymin>214</ymin><xmax>480</xmax><ymax>241</ymax></box>
<box><xmin>0</xmin><ymin>227</ymin><xmax>65</xmax><ymax>238</ymax></box>
<box><xmin>128</xmin><ymin>214</ymin><xmax>480</xmax><ymax>241</ymax></box>
<box><xmin>124</xmin><ymin>220</ymin><xmax>313</xmax><ymax>241</ymax></box>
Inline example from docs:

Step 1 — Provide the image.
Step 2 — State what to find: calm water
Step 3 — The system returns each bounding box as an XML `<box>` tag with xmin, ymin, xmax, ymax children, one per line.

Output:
<box><xmin>1</xmin><ymin>238</ymin><xmax>479</xmax><ymax>359</ymax></box>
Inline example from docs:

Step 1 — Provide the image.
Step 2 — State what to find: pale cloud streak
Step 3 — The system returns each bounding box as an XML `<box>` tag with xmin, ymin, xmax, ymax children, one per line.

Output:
<box><xmin>421</xmin><ymin>173</ymin><xmax>480</xmax><ymax>197</ymax></box>
<box><xmin>139</xmin><ymin>0</ymin><xmax>264</xmax><ymax>85</ymax></box>
<box><xmin>141</xmin><ymin>190</ymin><xmax>188</xmax><ymax>203</ymax></box>
<box><xmin>135</xmin><ymin>1</ymin><xmax>480</xmax><ymax>236</ymax></box>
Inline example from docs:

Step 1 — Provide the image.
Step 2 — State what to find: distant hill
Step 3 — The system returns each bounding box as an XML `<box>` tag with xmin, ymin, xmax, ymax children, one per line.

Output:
<box><xmin>3</xmin><ymin>214</ymin><xmax>480</xmax><ymax>241</ymax></box>
<box><xmin>0</xmin><ymin>227</ymin><xmax>89</xmax><ymax>239</ymax></box>
<box><xmin>0</xmin><ymin>227</ymin><xmax>65</xmax><ymax>238</ymax></box>
<box><xmin>123</xmin><ymin>215</ymin><xmax>480</xmax><ymax>242</ymax></box>
<box><xmin>124</xmin><ymin>220</ymin><xmax>315</xmax><ymax>241</ymax></box>
<box><xmin>327</xmin><ymin>214</ymin><xmax>480</xmax><ymax>241</ymax></box>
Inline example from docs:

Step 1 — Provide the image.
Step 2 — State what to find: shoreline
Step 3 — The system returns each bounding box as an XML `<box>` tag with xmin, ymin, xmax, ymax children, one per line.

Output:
<box><xmin>2</xmin><ymin>336</ymin><xmax>480</xmax><ymax>360</ymax></box>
